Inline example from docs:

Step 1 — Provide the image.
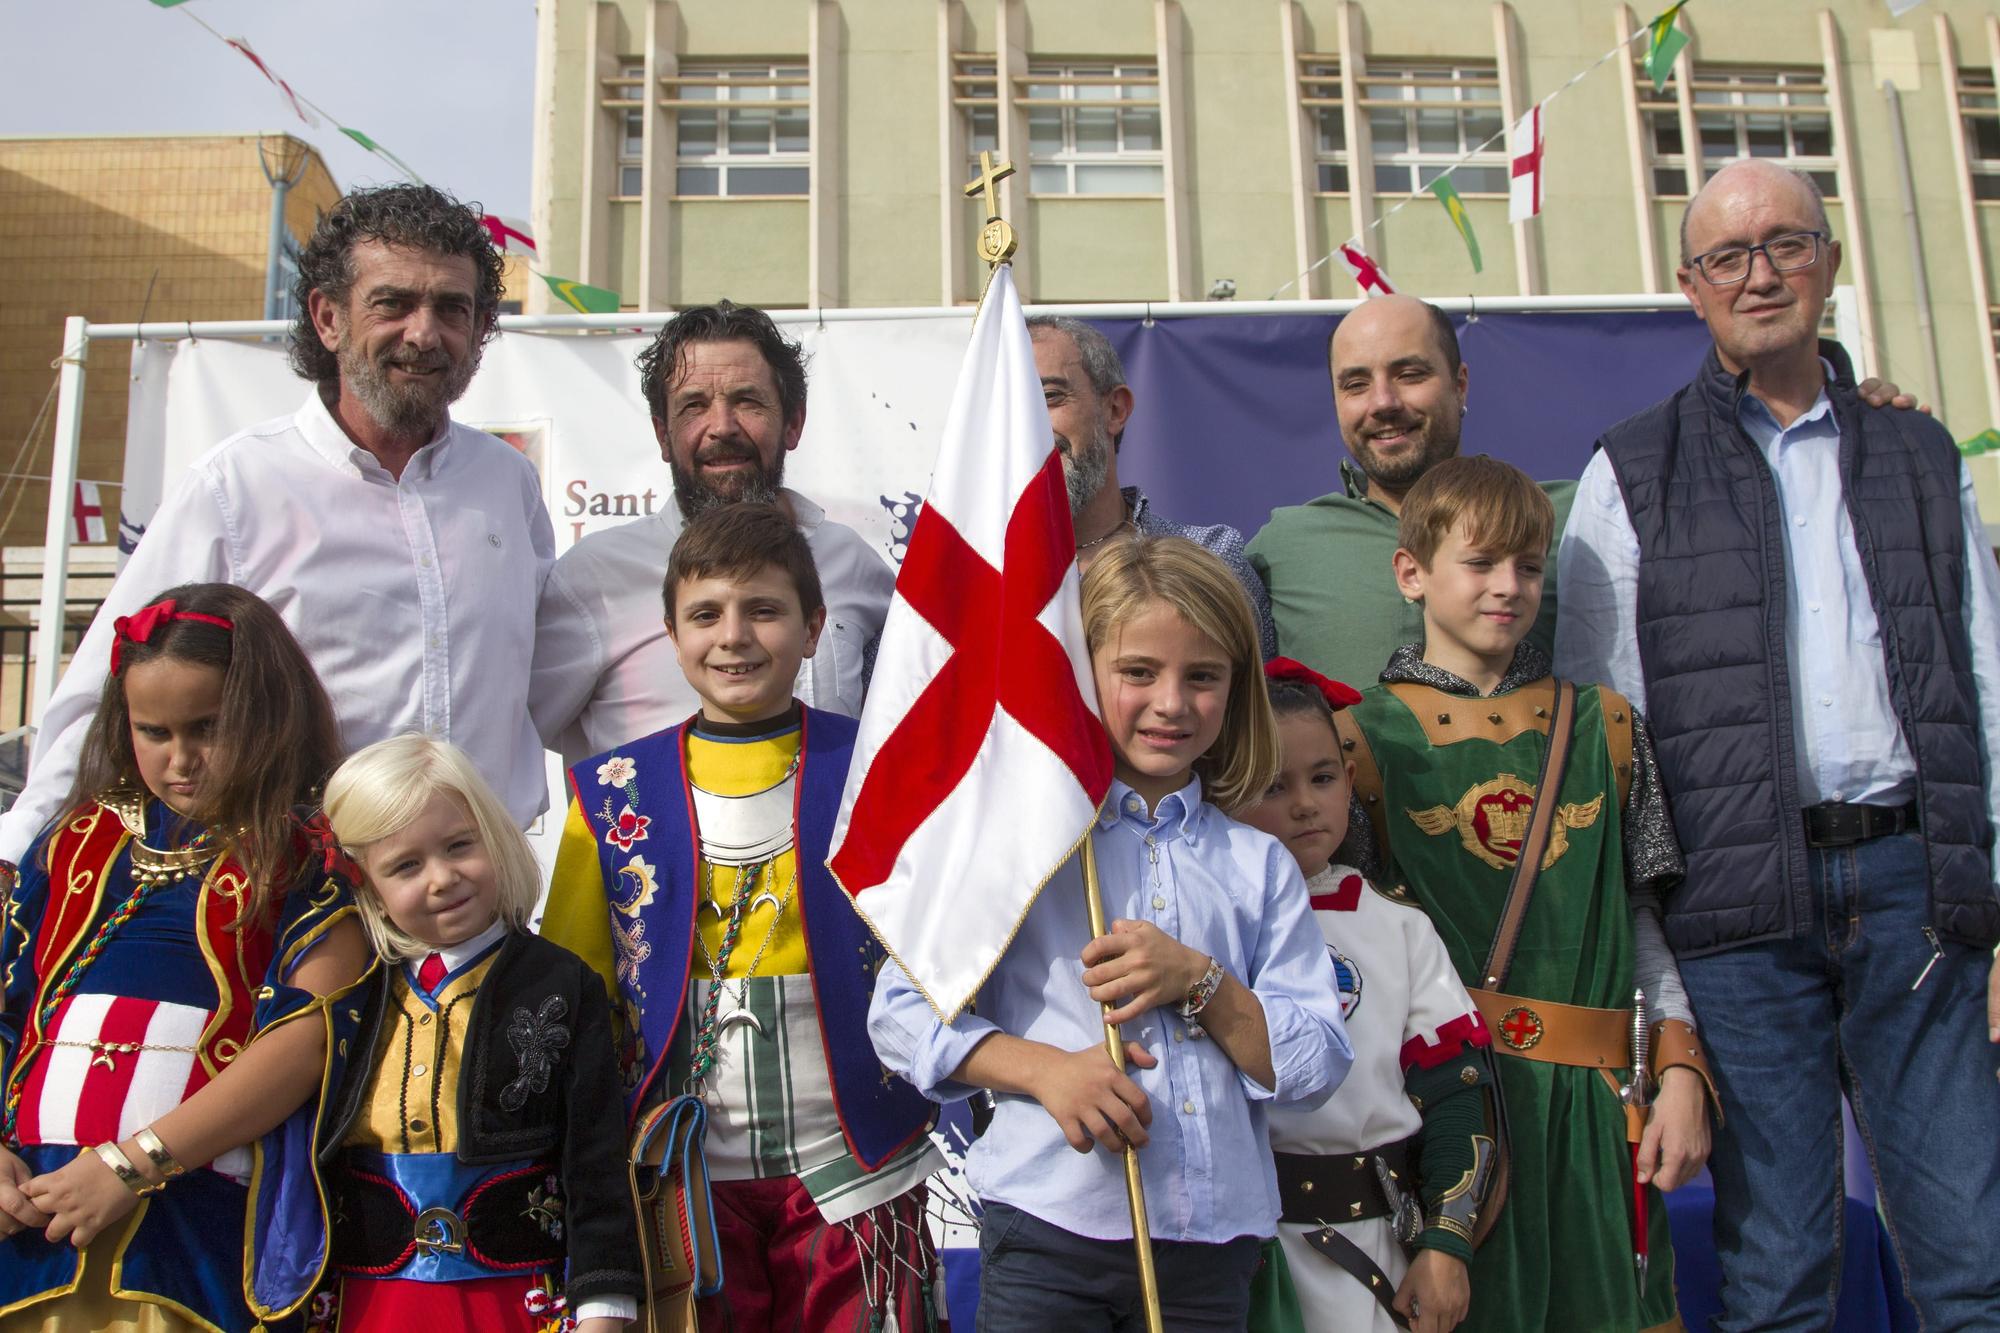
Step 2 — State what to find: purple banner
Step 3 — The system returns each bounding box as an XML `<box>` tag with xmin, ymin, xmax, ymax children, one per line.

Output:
<box><xmin>1094</xmin><ymin>309</ymin><xmax>1713</xmax><ymax>539</ymax></box>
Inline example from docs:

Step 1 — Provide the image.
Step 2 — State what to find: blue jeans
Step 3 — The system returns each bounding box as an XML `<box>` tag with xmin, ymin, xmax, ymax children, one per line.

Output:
<box><xmin>974</xmin><ymin>1202</ymin><xmax>1264</xmax><ymax>1332</ymax></box>
<box><xmin>1678</xmin><ymin>831</ymin><xmax>2000</xmax><ymax>1332</ymax></box>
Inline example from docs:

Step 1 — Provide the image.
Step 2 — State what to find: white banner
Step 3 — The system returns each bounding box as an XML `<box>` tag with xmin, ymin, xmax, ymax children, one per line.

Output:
<box><xmin>124</xmin><ymin>317</ymin><xmax>975</xmax><ymax>568</ymax></box>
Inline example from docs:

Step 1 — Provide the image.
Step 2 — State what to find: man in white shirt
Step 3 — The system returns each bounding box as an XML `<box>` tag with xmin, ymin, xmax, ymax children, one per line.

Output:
<box><xmin>531</xmin><ymin>302</ymin><xmax>893</xmax><ymax>764</ymax></box>
<box><xmin>0</xmin><ymin>183</ymin><xmax>557</xmax><ymax>865</ymax></box>
<box><xmin>1557</xmin><ymin>158</ymin><xmax>2000</xmax><ymax>1330</ymax></box>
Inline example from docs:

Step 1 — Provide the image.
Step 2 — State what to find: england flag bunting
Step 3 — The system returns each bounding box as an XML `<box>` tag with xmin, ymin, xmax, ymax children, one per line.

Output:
<box><xmin>827</xmin><ymin>264</ymin><xmax>1114</xmax><ymax>1022</ymax></box>
<box><xmin>1336</xmin><ymin>242</ymin><xmax>1396</xmax><ymax>298</ymax></box>
<box><xmin>1509</xmin><ymin>103</ymin><xmax>1546</xmax><ymax>223</ymax></box>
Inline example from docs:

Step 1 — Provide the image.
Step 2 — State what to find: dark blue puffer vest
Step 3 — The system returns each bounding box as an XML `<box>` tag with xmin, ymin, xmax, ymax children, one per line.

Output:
<box><xmin>1598</xmin><ymin>341</ymin><xmax>1997</xmax><ymax>955</ymax></box>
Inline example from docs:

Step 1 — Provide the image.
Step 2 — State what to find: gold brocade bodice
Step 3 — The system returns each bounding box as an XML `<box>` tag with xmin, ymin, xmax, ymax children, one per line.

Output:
<box><xmin>343</xmin><ymin>955</ymin><xmax>495</xmax><ymax>1156</ymax></box>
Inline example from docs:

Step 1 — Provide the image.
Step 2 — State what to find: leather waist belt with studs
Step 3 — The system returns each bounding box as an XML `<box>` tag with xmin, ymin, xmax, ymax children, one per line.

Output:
<box><xmin>1273</xmin><ymin>1136</ymin><xmax>1413</xmax><ymax>1227</ymax></box>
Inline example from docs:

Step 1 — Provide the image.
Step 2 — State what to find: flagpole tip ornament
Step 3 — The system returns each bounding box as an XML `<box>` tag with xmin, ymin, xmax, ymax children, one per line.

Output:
<box><xmin>964</xmin><ymin>151</ymin><xmax>1020</xmax><ymax>268</ymax></box>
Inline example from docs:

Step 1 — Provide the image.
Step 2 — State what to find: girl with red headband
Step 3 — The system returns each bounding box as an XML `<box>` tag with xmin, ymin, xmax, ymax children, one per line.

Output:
<box><xmin>1239</xmin><ymin>658</ymin><xmax>1498</xmax><ymax>1333</ymax></box>
<box><xmin>0</xmin><ymin>581</ymin><xmax>372</xmax><ymax>1332</ymax></box>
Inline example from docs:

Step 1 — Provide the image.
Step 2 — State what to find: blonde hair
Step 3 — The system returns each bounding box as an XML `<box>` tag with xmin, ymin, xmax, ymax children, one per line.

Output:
<box><xmin>1081</xmin><ymin>536</ymin><xmax>1279</xmax><ymax>813</ymax></box>
<box><xmin>1396</xmin><ymin>454</ymin><xmax>1554</xmax><ymax>568</ymax></box>
<box><xmin>322</xmin><ymin>735</ymin><xmax>541</xmax><ymax>961</ymax></box>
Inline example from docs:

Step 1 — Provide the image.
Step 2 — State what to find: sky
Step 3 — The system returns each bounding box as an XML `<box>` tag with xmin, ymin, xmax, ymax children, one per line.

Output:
<box><xmin>2</xmin><ymin>0</ymin><xmax>537</xmax><ymax>218</ymax></box>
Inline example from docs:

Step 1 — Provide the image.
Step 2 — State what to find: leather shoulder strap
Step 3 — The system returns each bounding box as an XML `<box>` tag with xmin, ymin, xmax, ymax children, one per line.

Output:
<box><xmin>1598</xmin><ymin>687</ymin><xmax>1634</xmax><ymax>810</ymax></box>
<box><xmin>1479</xmin><ymin>679</ymin><xmax>1577</xmax><ymax>991</ymax></box>
<box><xmin>1333</xmin><ymin>709</ymin><xmax>1389</xmax><ymax>862</ymax></box>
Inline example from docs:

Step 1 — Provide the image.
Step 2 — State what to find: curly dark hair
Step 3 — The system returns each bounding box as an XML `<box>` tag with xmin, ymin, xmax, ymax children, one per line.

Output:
<box><xmin>635</xmin><ymin>301</ymin><xmax>808</xmax><ymax>427</ymax></box>
<box><xmin>287</xmin><ymin>183</ymin><xmax>506</xmax><ymax>386</ymax></box>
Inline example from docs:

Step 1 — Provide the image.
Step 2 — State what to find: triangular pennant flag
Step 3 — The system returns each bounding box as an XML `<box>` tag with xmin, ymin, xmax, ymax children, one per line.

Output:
<box><xmin>828</xmin><ymin>263</ymin><xmax>1112</xmax><ymax>1021</ymax></box>
<box><xmin>1886</xmin><ymin>0</ymin><xmax>1927</xmax><ymax>15</ymax></box>
<box><xmin>148</xmin><ymin>0</ymin><xmax>195</xmax><ymax>7</ymax></box>
<box><xmin>1959</xmin><ymin>428</ymin><xmax>2000</xmax><ymax>457</ymax></box>
<box><xmin>71</xmin><ymin>482</ymin><xmax>106</xmax><ymax>544</ymax></box>
<box><xmin>224</xmin><ymin>36</ymin><xmax>317</xmax><ymax>127</ymax></box>
<box><xmin>540</xmin><ymin>273</ymin><xmax>621</xmax><ymax>314</ymax></box>
<box><xmin>1508</xmin><ymin>104</ymin><xmax>1545</xmax><ymax>224</ymax></box>
<box><xmin>338</xmin><ymin>127</ymin><xmax>426</xmax><ymax>183</ymax></box>
<box><xmin>1428</xmin><ymin>177</ymin><xmax>1483</xmax><ymax>273</ymax></box>
<box><xmin>1643</xmin><ymin>4</ymin><xmax>1690</xmax><ymax>93</ymax></box>
<box><xmin>1336</xmin><ymin>242</ymin><xmax>1396</xmax><ymax>298</ymax></box>
<box><xmin>480</xmin><ymin>214</ymin><xmax>539</xmax><ymax>258</ymax></box>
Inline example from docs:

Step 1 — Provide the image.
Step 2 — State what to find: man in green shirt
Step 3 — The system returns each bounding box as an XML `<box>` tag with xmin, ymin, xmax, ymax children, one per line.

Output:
<box><xmin>1248</xmin><ymin>295</ymin><xmax>1572</xmax><ymax>687</ymax></box>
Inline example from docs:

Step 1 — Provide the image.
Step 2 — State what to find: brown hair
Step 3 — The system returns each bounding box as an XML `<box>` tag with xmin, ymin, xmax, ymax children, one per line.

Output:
<box><xmin>1396</xmin><ymin>454</ymin><xmax>1554</xmax><ymax>568</ymax></box>
<box><xmin>663</xmin><ymin>502</ymin><xmax>824</xmax><ymax>623</ymax></box>
<box><xmin>1080</xmin><ymin>536</ymin><xmax>1279</xmax><ymax>813</ymax></box>
<box><xmin>64</xmin><ymin>582</ymin><xmax>344</xmax><ymax>924</ymax></box>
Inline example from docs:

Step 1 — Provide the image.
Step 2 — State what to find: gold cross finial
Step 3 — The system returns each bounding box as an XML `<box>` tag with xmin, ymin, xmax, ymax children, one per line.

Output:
<box><xmin>962</xmin><ymin>150</ymin><xmax>1019</xmax><ymax>267</ymax></box>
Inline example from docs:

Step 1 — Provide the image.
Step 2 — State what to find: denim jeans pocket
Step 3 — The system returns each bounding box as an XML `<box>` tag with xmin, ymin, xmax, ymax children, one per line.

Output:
<box><xmin>978</xmin><ymin>1202</ymin><xmax>1028</xmax><ymax>1262</ymax></box>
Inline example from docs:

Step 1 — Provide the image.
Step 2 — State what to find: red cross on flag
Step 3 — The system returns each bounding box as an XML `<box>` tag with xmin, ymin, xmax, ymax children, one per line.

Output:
<box><xmin>1336</xmin><ymin>242</ymin><xmax>1396</xmax><ymax>298</ymax></box>
<box><xmin>1508</xmin><ymin>103</ymin><xmax>1545</xmax><ymax>223</ymax></box>
<box><xmin>828</xmin><ymin>264</ymin><xmax>1113</xmax><ymax>1021</ymax></box>
<box><xmin>479</xmin><ymin>214</ymin><xmax>539</xmax><ymax>258</ymax></box>
<box><xmin>71</xmin><ymin>482</ymin><xmax>106</xmax><ymax>545</ymax></box>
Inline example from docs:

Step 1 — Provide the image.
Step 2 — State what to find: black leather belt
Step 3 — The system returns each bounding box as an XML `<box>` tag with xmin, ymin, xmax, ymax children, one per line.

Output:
<box><xmin>1274</xmin><ymin>1137</ymin><xmax>1413</xmax><ymax>1227</ymax></box>
<box><xmin>1802</xmin><ymin>801</ymin><xmax>1916</xmax><ymax>848</ymax></box>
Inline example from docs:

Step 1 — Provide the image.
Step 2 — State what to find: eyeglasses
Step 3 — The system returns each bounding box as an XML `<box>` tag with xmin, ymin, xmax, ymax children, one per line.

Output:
<box><xmin>1687</xmin><ymin>232</ymin><xmax>1827</xmax><ymax>286</ymax></box>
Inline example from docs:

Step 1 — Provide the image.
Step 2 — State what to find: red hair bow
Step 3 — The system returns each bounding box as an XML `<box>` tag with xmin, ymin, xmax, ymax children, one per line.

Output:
<box><xmin>110</xmin><ymin>598</ymin><xmax>234</xmax><ymax>674</ymax></box>
<box><xmin>1264</xmin><ymin>656</ymin><xmax>1363</xmax><ymax>710</ymax></box>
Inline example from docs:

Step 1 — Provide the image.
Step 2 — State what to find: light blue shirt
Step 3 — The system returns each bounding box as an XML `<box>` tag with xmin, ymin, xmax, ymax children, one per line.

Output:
<box><xmin>1557</xmin><ymin>365</ymin><xmax>2000</xmax><ymax>885</ymax></box>
<box><xmin>868</xmin><ymin>777</ymin><xmax>1351</xmax><ymax>1243</ymax></box>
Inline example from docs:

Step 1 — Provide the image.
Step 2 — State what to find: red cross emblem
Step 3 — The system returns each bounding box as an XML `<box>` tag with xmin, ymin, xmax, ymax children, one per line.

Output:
<box><xmin>70</xmin><ymin>483</ymin><xmax>104</xmax><ymax>544</ymax></box>
<box><xmin>1338</xmin><ymin>243</ymin><xmax>1396</xmax><ymax>297</ymax></box>
<box><xmin>1510</xmin><ymin>104</ymin><xmax>1544</xmax><ymax>216</ymax></box>
<box><xmin>828</xmin><ymin>454</ymin><xmax>1112</xmax><ymax>894</ymax></box>
<box><xmin>1498</xmin><ymin>1004</ymin><xmax>1544</xmax><ymax>1051</ymax></box>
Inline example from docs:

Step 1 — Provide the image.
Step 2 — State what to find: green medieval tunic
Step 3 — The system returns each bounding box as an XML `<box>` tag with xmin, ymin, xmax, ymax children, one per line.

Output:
<box><xmin>1343</xmin><ymin>643</ymin><xmax>1685</xmax><ymax>1333</ymax></box>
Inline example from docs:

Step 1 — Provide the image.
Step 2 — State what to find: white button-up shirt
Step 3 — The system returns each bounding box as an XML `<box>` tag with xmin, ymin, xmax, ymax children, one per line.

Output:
<box><xmin>529</xmin><ymin>488</ymin><xmax>895</xmax><ymax>764</ymax></box>
<box><xmin>0</xmin><ymin>390</ymin><xmax>555</xmax><ymax>861</ymax></box>
<box><xmin>1556</xmin><ymin>370</ymin><xmax>2000</xmax><ymax>882</ymax></box>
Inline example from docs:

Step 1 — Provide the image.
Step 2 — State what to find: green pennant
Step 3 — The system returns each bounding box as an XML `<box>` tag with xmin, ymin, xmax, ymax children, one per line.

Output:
<box><xmin>339</xmin><ymin>127</ymin><xmax>426</xmax><ymax>183</ymax></box>
<box><xmin>1644</xmin><ymin>4</ymin><xmax>1690</xmax><ymax>93</ymax></box>
<box><xmin>148</xmin><ymin>0</ymin><xmax>195</xmax><ymax>7</ymax></box>
<box><xmin>1960</xmin><ymin>427</ymin><xmax>2000</xmax><ymax>457</ymax></box>
<box><xmin>541</xmin><ymin>273</ymin><xmax>622</xmax><ymax>314</ymax></box>
<box><xmin>1428</xmin><ymin>176</ymin><xmax>1483</xmax><ymax>273</ymax></box>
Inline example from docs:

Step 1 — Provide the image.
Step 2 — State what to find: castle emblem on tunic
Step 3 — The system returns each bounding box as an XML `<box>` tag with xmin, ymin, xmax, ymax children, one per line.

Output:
<box><xmin>1329</xmin><ymin>947</ymin><xmax>1362</xmax><ymax>1019</ymax></box>
<box><xmin>1407</xmin><ymin>774</ymin><xmax>1602</xmax><ymax>871</ymax></box>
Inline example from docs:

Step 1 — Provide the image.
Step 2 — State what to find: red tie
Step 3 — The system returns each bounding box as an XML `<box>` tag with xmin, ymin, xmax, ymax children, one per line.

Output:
<box><xmin>417</xmin><ymin>952</ymin><xmax>446</xmax><ymax>993</ymax></box>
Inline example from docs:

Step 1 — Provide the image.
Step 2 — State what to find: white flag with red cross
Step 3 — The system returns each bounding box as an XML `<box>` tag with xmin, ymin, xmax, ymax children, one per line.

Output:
<box><xmin>827</xmin><ymin>264</ymin><xmax>1113</xmax><ymax>1021</ymax></box>
<box><xmin>71</xmin><ymin>482</ymin><xmax>106</xmax><ymax>544</ymax></box>
<box><xmin>1336</xmin><ymin>242</ymin><xmax>1396</xmax><ymax>298</ymax></box>
<box><xmin>1509</xmin><ymin>103</ymin><xmax>1546</xmax><ymax>223</ymax></box>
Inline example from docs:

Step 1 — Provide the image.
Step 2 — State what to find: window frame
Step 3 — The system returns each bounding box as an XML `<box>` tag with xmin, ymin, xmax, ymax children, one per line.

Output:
<box><xmin>1641</xmin><ymin>65</ymin><xmax>1839</xmax><ymax>201</ymax></box>
<box><xmin>1961</xmin><ymin>69</ymin><xmax>2000</xmax><ymax>202</ymax></box>
<box><xmin>1301</xmin><ymin>60</ymin><xmax>1350</xmax><ymax>195</ymax></box>
<box><xmin>1359</xmin><ymin>61</ymin><xmax>1510</xmax><ymax>198</ymax></box>
<box><xmin>666</xmin><ymin>61</ymin><xmax>812</xmax><ymax>200</ymax></box>
<box><xmin>1020</xmin><ymin>61</ymin><xmax>1164</xmax><ymax>198</ymax></box>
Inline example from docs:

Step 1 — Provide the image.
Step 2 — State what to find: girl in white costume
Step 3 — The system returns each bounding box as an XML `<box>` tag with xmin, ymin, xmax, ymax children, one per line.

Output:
<box><xmin>1241</xmin><ymin>659</ymin><xmax>1499</xmax><ymax>1333</ymax></box>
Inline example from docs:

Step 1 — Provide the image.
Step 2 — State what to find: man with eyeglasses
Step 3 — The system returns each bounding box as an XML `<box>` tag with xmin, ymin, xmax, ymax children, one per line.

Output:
<box><xmin>1557</xmin><ymin>157</ymin><xmax>2000</xmax><ymax>1329</ymax></box>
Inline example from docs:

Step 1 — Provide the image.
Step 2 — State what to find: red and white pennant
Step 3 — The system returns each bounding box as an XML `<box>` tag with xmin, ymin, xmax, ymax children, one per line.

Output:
<box><xmin>828</xmin><ymin>265</ymin><xmax>1112</xmax><ymax>1021</ymax></box>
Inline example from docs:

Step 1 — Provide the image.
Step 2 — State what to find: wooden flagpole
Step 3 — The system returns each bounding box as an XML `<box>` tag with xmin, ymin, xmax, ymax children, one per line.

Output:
<box><xmin>961</xmin><ymin>151</ymin><xmax>1163</xmax><ymax>1332</ymax></box>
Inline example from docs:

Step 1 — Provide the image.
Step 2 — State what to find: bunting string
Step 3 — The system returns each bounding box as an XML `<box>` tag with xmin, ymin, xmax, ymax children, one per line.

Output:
<box><xmin>1269</xmin><ymin>2</ymin><xmax>1692</xmax><ymax>300</ymax></box>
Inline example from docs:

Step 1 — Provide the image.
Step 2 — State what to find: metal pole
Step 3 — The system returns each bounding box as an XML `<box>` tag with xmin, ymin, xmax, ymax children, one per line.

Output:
<box><xmin>1081</xmin><ymin>832</ymin><xmax>1165</xmax><ymax>1333</ymax></box>
<box><xmin>1882</xmin><ymin>81</ymin><xmax>1945</xmax><ymax>417</ymax></box>
<box><xmin>33</xmin><ymin>317</ymin><xmax>89</xmax><ymax>721</ymax></box>
<box><xmin>262</xmin><ymin>174</ymin><xmax>293</xmax><ymax>321</ymax></box>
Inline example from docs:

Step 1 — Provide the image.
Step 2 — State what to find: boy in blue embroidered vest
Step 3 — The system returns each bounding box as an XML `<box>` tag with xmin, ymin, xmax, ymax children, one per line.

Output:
<box><xmin>542</xmin><ymin>503</ymin><xmax>939</xmax><ymax>1332</ymax></box>
<box><xmin>320</xmin><ymin>736</ymin><xmax>641</xmax><ymax>1333</ymax></box>
<box><xmin>869</xmin><ymin>536</ymin><xmax>1352</xmax><ymax>1333</ymax></box>
<box><xmin>0</xmin><ymin>583</ymin><xmax>371</xmax><ymax>1332</ymax></box>
<box><xmin>1239</xmin><ymin>659</ymin><xmax>1496</xmax><ymax>1333</ymax></box>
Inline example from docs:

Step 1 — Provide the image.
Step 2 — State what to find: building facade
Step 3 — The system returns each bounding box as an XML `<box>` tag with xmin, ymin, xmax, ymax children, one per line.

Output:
<box><xmin>0</xmin><ymin>133</ymin><xmax>342</xmax><ymax>553</ymax></box>
<box><xmin>532</xmin><ymin>0</ymin><xmax>2000</xmax><ymax>436</ymax></box>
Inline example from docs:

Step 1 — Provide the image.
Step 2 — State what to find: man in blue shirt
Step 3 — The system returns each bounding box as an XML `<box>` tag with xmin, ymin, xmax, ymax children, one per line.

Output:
<box><xmin>1558</xmin><ymin>157</ymin><xmax>2000</xmax><ymax>1330</ymax></box>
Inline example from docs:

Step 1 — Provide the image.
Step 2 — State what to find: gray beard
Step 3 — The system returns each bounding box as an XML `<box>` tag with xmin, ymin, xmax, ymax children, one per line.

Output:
<box><xmin>337</xmin><ymin>339</ymin><xmax>478</xmax><ymax>437</ymax></box>
<box><xmin>669</xmin><ymin>447</ymin><xmax>786</xmax><ymax>522</ymax></box>
<box><xmin>1060</xmin><ymin>429</ymin><xmax>1115</xmax><ymax>520</ymax></box>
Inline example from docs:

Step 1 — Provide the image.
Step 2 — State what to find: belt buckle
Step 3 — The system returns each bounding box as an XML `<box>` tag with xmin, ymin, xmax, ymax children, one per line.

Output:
<box><xmin>413</xmin><ymin>1206</ymin><xmax>466</xmax><ymax>1255</ymax></box>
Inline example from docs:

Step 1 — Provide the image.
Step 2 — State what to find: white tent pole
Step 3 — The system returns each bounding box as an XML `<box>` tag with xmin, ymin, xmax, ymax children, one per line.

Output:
<box><xmin>34</xmin><ymin>317</ymin><xmax>89</xmax><ymax>722</ymax></box>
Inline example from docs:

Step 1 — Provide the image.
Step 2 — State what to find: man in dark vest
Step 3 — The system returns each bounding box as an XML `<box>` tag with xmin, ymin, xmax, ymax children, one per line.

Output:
<box><xmin>1558</xmin><ymin>157</ymin><xmax>2000</xmax><ymax>1330</ymax></box>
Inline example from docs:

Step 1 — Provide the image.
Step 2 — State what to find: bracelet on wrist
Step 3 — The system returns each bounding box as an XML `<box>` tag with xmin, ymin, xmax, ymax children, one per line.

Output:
<box><xmin>1176</xmin><ymin>955</ymin><xmax>1225</xmax><ymax>1025</ymax></box>
<box><xmin>132</xmin><ymin>1127</ymin><xmax>185</xmax><ymax>1182</ymax></box>
<box><xmin>93</xmin><ymin>1142</ymin><xmax>163</xmax><ymax>1197</ymax></box>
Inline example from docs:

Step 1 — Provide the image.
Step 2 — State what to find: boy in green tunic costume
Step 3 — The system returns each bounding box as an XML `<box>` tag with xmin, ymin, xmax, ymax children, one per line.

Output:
<box><xmin>1337</xmin><ymin>456</ymin><xmax>1717</xmax><ymax>1333</ymax></box>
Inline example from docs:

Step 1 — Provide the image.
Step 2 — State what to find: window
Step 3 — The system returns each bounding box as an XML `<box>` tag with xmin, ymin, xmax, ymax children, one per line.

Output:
<box><xmin>669</xmin><ymin>62</ymin><xmax>810</xmax><ymax>197</ymax></box>
<box><xmin>1677</xmin><ymin>67</ymin><xmax>1837</xmax><ymax>198</ymax></box>
<box><xmin>604</xmin><ymin>62</ymin><xmax>647</xmax><ymax>198</ymax></box>
<box><xmin>1962</xmin><ymin>69</ymin><xmax>2000</xmax><ymax>202</ymax></box>
<box><xmin>1361</xmin><ymin>63</ymin><xmax>1507</xmax><ymax>195</ymax></box>
<box><xmin>1024</xmin><ymin>63</ymin><xmax>1162</xmax><ymax>195</ymax></box>
<box><xmin>956</xmin><ymin>57</ymin><xmax>1000</xmax><ymax>183</ymax></box>
<box><xmin>1301</xmin><ymin>61</ymin><xmax>1349</xmax><ymax>193</ymax></box>
<box><xmin>1636</xmin><ymin>55</ymin><xmax>1691</xmax><ymax>197</ymax></box>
